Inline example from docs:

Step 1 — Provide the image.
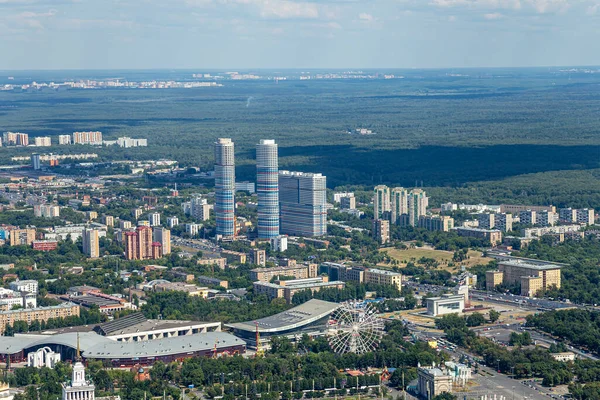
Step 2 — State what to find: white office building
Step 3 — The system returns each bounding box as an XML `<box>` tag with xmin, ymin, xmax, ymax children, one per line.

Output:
<box><xmin>270</xmin><ymin>235</ymin><xmax>288</xmax><ymax>252</ymax></box>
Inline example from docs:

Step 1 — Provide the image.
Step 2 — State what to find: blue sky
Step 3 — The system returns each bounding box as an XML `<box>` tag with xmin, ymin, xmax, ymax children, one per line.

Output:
<box><xmin>1</xmin><ymin>0</ymin><xmax>599</xmax><ymax>69</ymax></box>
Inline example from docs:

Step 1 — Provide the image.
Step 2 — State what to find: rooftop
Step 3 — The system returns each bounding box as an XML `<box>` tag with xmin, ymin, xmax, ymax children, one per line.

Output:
<box><xmin>499</xmin><ymin>259</ymin><xmax>563</xmax><ymax>270</ymax></box>
<box><xmin>367</xmin><ymin>268</ymin><xmax>401</xmax><ymax>276</ymax></box>
<box><xmin>226</xmin><ymin>299</ymin><xmax>339</xmax><ymax>333</ymax></box>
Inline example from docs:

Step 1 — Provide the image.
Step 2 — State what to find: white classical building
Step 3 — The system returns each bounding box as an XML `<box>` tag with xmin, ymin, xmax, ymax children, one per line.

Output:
<box><xmin>62</xmin><ymin>361</ymin><xmax>95</xmax><ymax>400</ymax></box>
<box><xmin>27</xmin><ymin>347</ymin><xmax>61</xmax><ymax>368</ymax></box>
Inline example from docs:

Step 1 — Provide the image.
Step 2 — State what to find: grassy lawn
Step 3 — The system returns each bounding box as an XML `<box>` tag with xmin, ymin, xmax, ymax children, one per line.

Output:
<box><xmin>379</xmin><ymin>246</ymin><xmax>493</xmax><ymax>271</ymax></box>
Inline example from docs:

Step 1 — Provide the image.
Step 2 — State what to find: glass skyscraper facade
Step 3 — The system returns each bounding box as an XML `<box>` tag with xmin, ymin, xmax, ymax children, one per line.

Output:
<box><xmin>215</xmin><ymin>138</ymin><xmax>235</xmax><ymax>237</ymax></box>
<box><xmin>257</xmin><ymin>139</ymin><xmax>280</xmax><ymax>239</ymax></box>
<box><xmin>279</xmin><ymin>171</ymin><xmax>327</xmax><ymax>237</ymax></box>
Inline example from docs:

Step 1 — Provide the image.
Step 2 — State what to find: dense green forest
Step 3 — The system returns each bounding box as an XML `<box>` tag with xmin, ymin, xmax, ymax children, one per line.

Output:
<box><xmin>2</xmin><ymin>72</ymin><xmax>600</xmax><ymax>190</ymax></box>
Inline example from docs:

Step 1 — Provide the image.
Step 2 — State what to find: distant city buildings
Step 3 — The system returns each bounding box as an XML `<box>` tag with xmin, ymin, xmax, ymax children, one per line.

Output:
<box><xmin>34</xmin><ymin>136</ymin><xmax>51</xmax><ymax>147</ymax></box>
<box><xmin>149</xmin><ymin>213</ymin><xmax>161</xmax><ymax>227</ymax></box>
<box><xmin>418</xmin><ymin>215</ymin><xmax>454</xmax><ymax>232</ymax></box>
<box><xmin>153</xmin><ymin>227</ymin><xmax>171</xmax><ymax>255</ymax></box>
<box><xmin>31</xmin><ymin>153</ymin><xmax>41</xmax><ymax>170</ymax></box>
<box><xmin>373</xmin><ymin>185</ymin><xmax>391</xmax><ymax>220</ymax></box>
<box><xmin>374</xmin><ymin>186</ymin><xmax>428</xmax><ymax>227</ymax></box>
<box><xmin>270</xmin><ymin>235</ymin><xmax>288</xmax><ymax>252</ymax></box>
<box><xmin>486</xmin><ymin>257</ymin><xmax>562</xmax><ymax>297</ymax></box>
<box><xmin>3</xmin><ymin>132</ymin><xmax>29</xmax><ymax>146</ymax></box>
<box><xmin>9</xmin><ymin>228</ymin><xmax>36</xmax><ymax>246</ymax></box>
<box><xmin>372</xmin><ymin>219</ymin><xmax>390</xmax><ymax>244</ymax></box>
<box><xmin>125</xmin><ymin>226</ymin><xmax>161</xmax><ymax>260</ymax></box>
<box><xmin>58</xmin><ymin>135</ymin><xmax>71</xmax><ymax>145</ymax></box>
<box><xmin>279</xmin><ymin>171</ymin><xmax>327</xmax><ymax>237</ymax></box>
<box><xmin>72</xmin><ymin>131</ymin><xmax>103</xmax><ymax>145</ymax></box>
<box><xmin>214</xmin><ymin>138</ymin><xmax>236</xmax><ymax>237</ymax></box>
<box><xmin>235</xmin><ymin>181</ymin><xmax>256</xmax><ymax>194</ymax></box>
<box><xmin>34</xmin><ymin>204</ymin><xmax>60</xmax><ymax>218</ymax></box>
<box><xmin>455</xmin><ymin>227</ymin><xmax>502</xmax><ymax>246</ymax></box>
<box><xmin>102</xmin><ymin>137</ymin><xmax>148</xmax><ymax>147</ymax></box>
<box><xmin>256</xmin><ymin>139</ymin><xmax>280</xmax><ymax>239</ymax></box>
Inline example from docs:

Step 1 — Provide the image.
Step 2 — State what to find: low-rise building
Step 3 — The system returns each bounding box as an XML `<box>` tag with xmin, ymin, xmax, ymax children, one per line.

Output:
<box><xmin>9</xmin><ymin>280</ymin><xmax>38</xmax><ymax>294</ymax></box>
<box><xmin>197</xmin><ymin>257</ymin><xmax>227</xmax><ymax>270</ymax></box>
<box><xmin>454</xmin><ymin>227</ymin><xmax>502</xmax><ymax>246</ymax></box>
<box><xmin>250</xmin><ymin>264</ymin><xmax>318</xmax><ymax>282</ymax></box>
<box><xmin>253</xmin><ymin>276</ymin><xmax>345</xmax><ymax>303</ymax></box>
<box><xmin>221</xmin><ymin>250</ymin><xmax>247</xmax><ymax>264</ymax></box>
<box><xmin>197</xmin><ymin>276</ymin><xmax>229</xmax><ymax>289</ymax></box>
<box><xmin>425</xmin><ymin>294</ymin><xmax>465</xmax><ymax>316</ymax></box>
<box><xmin>417</xmin><ymin>365</ymin><xmax>454</xmax><ymax>399</ymax></box>
<box><xmin>364</xmin><ymin>268</ymin><xmax>402</xmax><ymax>290</ymax></box>
<box><xmin>153</xmin><ymin>282</ymin><xmax>210</xmax><ymax>298</ymax></box>
<box><xmin>32</xmin><ymin>240</ymin><xmax>58</xmax><ymax>251</ymax></box>
<box><xmin>551</xmin><ymin>352</ymin><xmax>576</xmax><ymax>362</ymax></box>
<box><xmin>0</xmin><ymin>288</ymin><xmax>37</xmax><ymax>310</ymax></box>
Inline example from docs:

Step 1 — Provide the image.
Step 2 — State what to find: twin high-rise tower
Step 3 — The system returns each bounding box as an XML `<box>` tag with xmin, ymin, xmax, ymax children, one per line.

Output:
<box><xmin>215</xmin><ymin>138</ymin><xmax>236</xmax><ymax>237</ymax></box>
<box><xmin>214</xmin><ymin>138</ymin><xmax>326</xmax><ymax>239</ymax></box>
<box><xmin>256</xmin><ymin>139</ymin><xmax>280</xmax><ymax>239</ymax></box>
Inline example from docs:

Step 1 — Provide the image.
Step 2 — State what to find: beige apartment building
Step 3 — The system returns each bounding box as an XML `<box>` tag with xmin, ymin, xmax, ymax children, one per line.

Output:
<box><xmin>9</xmin><ymin>228</ymin><xmax>36</xmax><ymax>246</ymax></box>
<box><xmin>250</xmin><ymin>264</ymin><xmax>318</xmax><ymax>282</ymax></box>
<box><xmin>485</xmin><ymin>270</ymin><xmax>504</xmax><ymax>290</ymax></box>
<box><xmin>221</xmin><ymin>250</ymin><xmax>247</xmax><ymax>264</ymax></box>
<box><xmin>365</xmin><ymin>268</ymin><xmax>402</xmax><ymax>290</ymax></box>
<box><xmin>0</xmin><ymin>303</ymin><xmax>80</xmax><ymax>334</ymax></box>
<box><xmin>487</xmin><ymin>258</ymin><xmax>562</xmax><ymax>297</ymax></box>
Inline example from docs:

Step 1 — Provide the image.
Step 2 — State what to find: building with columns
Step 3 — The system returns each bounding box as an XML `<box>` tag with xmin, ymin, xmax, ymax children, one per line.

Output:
<box><xmin>62</xmin><ymin>360</ymin><xmax>95</xmax><ymax>400</ymax></box>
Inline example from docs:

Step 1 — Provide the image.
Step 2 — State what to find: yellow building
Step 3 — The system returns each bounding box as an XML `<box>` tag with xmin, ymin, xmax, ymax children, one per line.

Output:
<box><xmin>520</xmin><ymin>276</ymin><xmax>544</xmax><ymax>297</ymax></box>
<box><xmin>9</xmin><ymin>228</ymin><xmax>36</xmax><ymax>246</ymax></box>
<box><xmin>365</xmin><ymin>268</ymin><xmax>402</xmax><ymax>290</ymax></box>
<box><xmin>485</xmin><ymin>270</ymin><xmax>504</xmax><ymax>290</ymax></box>
<box><xmin>221</xmin><ymin>250</ymin><xmax>247</xmax><ymax>264</ymax></box>
<box><xmin>498</xmin><ymin>259</ymin><xmax>561</xmax><ymax>291</ymax></box>
<box><xmin>250</xmin><ymin>264</ymin><xmax>317</xmax><ymax>282</ymax></box>
<box><xmin>0</xmin><ymin>303</ymin><xmax>80</xmax><ymax>334</ymax></box>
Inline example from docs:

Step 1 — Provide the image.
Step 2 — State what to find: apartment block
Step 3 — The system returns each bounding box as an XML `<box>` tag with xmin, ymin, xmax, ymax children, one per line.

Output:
<box><xmin>0</xmin><ymin>303</ymin><xmax>80</xmax><ymax>334</ymax></box>
<box><xmin>34</xmin><ymin>136</ymin><xmax>51</xmax><ymax>147</ymax></box>
<box><xmin>485</xmin><ymin>270</ymin><xmax>504</xmax><ymax>291</ymax></box>
<box><xmin>478</xmin><ymin>213</ymin><xmax>495</xmax><ymax>230</ymax></box>
<box><xmin>221</xmin><ymin>250</ymin><xmax>247</xmax><ymax>264</ymax></box>
<box><xmin>365</xmin><ymin>268</ymin><xmax>402</xmax><ymax>290</ymax></box>
<box><xmin>373</xmin><ymin>219</ymin><xmax>390</xmax><ymax>244</ymax></box>
<box><xmin>577</xmin><ymin>209</ymin><xmax>595</xmax><ymax>225</ymax></box>
<box><xmin>340</xmin><ymin>195</ymin><xmax>356</xmax><ymax>210</ymax></box>
<box><xmin>153</xmin><ymin>227</ymin><xmax>171</xmax><ymax>255</ymax></box>
<box><xmin>559</xmin><ymin>208</ymin><xmax>578</xmax><ymax>223</ymax></box>
<box><xmin>34</xmin><ymin>204</ymin><xmax>60</xmax><ymax>218</ymax></box>
<box><xmin>250</xmin><ymin>264</ymin><xmax>317</xmax><ymax>282</ymax></box>
<box><xmin>82</xmin><ymin>229</ymin><xmax>100</xmax><ymax>258</ymax></box>
<box><xmin>455</xmin><ymin>227</ymin><xmax>502</xmax><ymax>246</ymax></box>
<box><xmin>494</xmin><ymin>213</ymin><xmax>513</xmax><ymax>232</ymax></box>
<box><xmin>279</xmin><ymin>171</ymin><xmax>327</xmax><ymax>237</ymax></box>
<box><xmin>9</xmin><ymin>228</ymin><xmax>36</xmax><ymax>246</ymax></box>
<box><xmin>538</xmin><ymin>211</ymin><xmax>559</xmax><ymax>227</ymax></box>
<box><xmin>58</xmin><ymin>135</ymin><xmax>71</xmax><ymax>145</ymax></box>
<box><xmin>72</xmin><ymin>131</ymin><xmax>103</xmax><ymax>145</ymax></box>
<box><xmin>271</xmin><ymin>235</ymin><xmax>288</xmax><ymax>252</ymax></box>
<box><xmin>519</xmin><ymin>210</ymin><xmax>537</xmax><ymax>225</ymax></box>
<box><xmin>374</xmin><ymin>185</ymin><xmax>391</xmax><ymax>220</ymax></box>
<box><xmin>251</xmin><ymin>249</ymin><xmax>266</xmax><ymax>266</ymax></box>
<box><xmin>418</xmin><ymin>215</ymin><xmax>454</xmax><ymax>232</ymax></box>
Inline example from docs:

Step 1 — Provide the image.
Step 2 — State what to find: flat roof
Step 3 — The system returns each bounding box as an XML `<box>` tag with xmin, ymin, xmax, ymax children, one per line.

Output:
<box><xmin>70</xmin><ymin>295</ymin><xmax>121</xmax><ymax>307</ymax></box>
<box><xmin>499</xmin><ymin>259</ymin><xmax>563</xmax><ymax>270</ymax></box>
<box><xmin>426</xmin><ymin>294</ymin><xmax>465</xmax><ymax>302</ymax></box>
<box><xmin>226</xmin><ymin>299</ymin><xmax>339</xmax><ymax>333</ymax></box>
<box><xmin>367</xmin><ymin>268</ymin><xmax>401</xmax><ymax>276</ymax></box>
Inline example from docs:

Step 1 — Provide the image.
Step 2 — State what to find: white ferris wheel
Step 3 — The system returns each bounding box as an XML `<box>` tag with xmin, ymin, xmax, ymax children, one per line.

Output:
<box><xmin>327</xmin><ymin>300</ymin><xmax>385</xmax><ymax>354</ymax></box>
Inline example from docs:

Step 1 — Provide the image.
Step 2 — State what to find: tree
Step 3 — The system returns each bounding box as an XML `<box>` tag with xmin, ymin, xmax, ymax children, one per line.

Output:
<box><xmin>466</xmin><ymin>313</ymin><xmax>486</xmax><ymax>327</ymax></box>
<box><xmin>433</xmin><ymin>393</ymin><xmax>457</xmax><ymax>400</ymax></box>
<box><xmin>488</xmin><ymin>309</ymin><xmax>501</xmax><ymax>323</ymax></box>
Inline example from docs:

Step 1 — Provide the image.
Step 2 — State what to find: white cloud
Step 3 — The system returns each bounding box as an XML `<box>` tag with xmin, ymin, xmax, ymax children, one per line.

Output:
<box><xmin>484</xmin><ymin>11</ymin><xmax>503</xmax><ymax>18</ymax></box>
<box><xmin>587</xmin><ymin>2</ymin><xmax>600</xmax><ymax>14</ymax></box>
<box><xmin>259</xmin><ymin>1</ymin><xmax>319</xmax><ymax>19</ymax></box>
<box><xmin>525</xmin><ymin>0</ymin><xmax>569</xmax><ymax>13</ymax></box>
<box><xmin>358</xmin><ymin>12</ymin><xmax>374</xmax><ymax>21</ymax></box>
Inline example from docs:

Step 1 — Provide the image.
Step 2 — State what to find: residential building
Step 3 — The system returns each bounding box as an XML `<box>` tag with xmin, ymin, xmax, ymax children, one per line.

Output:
<box><xmin>9</xmin><ymin>228</ymin><xmax>36</xmax><ymax>246</ymax></box>
<box><xmin>9</xmin><ymin>280</ymin><xmax>38</xmax><ymax>294</ymax></box>
<box><xmin>485</xmin><ymin>270</ymin><xmax>504</xmax><ymax>290</ymax></box>
<box><xmin>407</xmin><ymin>189</ymin><xmax>428</xmax><ymax>227</ymax></box>
<box><xmin>487</xmin><ymin>257</ymin><xmax>563</xmax><ymax>296</ymax></box>
<box><xmin>119</xmin><ymin>220</ymin><xmax>132</xmax><ymax>229</ymax></box>
<box><xmin>167</xmin><ymin>216</ymin><xmax>179</xmax><ymax>228</ymax></box>
<box><xmin>221</xmin><ymin>250</ymin><xmax>247</xmax><ymax>264</ymax></box>
<box><xmin>559</xmin><ymin>208</ymin><xmax>578</xmax><ymax>223</ymax></box>
<box><xmin>373</xmin><ymin>185</ymin><xmax>391</xmax><ymax>220</ymax></box>
<box><xmin>271</xmin><ymin>235</ymin><xmax>288</xmax><ymax>252</ymax></box>
<box><xmin>3</xmin><ymin>131</ymin><xmax>29</xmax><ymax>146</ymax></box>
<box><xmin>31</xmin><ymin>153</ymin><xmax>41</xmax><ymax>170</ymax></box>
<box><xmin>519</xmin><ymin>210</ymin><xmax>537</xmax><ymax>225</ymax></box>
<box><xmin>522</xmin><ymin>225</ymin><xmax>581</xmax><ymax>239</ymax></box>
<box><xmin>34</xmin><ymin>204</ymin><xmax>60</xmax><ymax>218</ymax></box>
<box><xmin>478</xmin><ymin>213</ymin><xmax>495</xmax><ymax>230</ymax></box>
<box><xmin>320</xmin><ymin>262</ymin><xmax>366</xmax><ymax>283</ymax></box>
<box><xmin>86</xmin><ymin>211</ymin><xmax>98</xmax><ymax>221</ymax></box>
<box><xmin>153</xmin><ymin>227</ymin><xmax>171</xmax><ymax>255</ymax></box>
<box><xmin>32</xmin><ymin>240</ymin><xmax>58</xmax><ymax>251</ymax></box>
<box><xmin>279</xmin><ymin>171</ymin><xmax>327</xmax><ymax>237</ymax></box>
<box><xmin>0</xmin><ymin>303</ymin><xmax>80</xmax><ymax>334</ymax></box>
<box><xmin>455</xmin><ymin>227</ymin><xmax>502</xmax><ymax>246</ymax></box>
<box><xmin>214</xmin><ymin>138</ymin><xmax>236</xmax><ymax>237</ymax></box>
<box><xmin>494</xmin><ymin>213</ymin><xmax>513</xmax><ymax>232</ymax></box>
<box><xmin>82</xmin><ymin>229</ymin><xmax>100</xmax><ymax>258</ymax></box>
<box><xmin>521</xmin><ymin>276</ymin><xmax>544</xmax><ymax>297</ymax></box>
<box><xmin>538</xmin><ymin>210</ymin><xmax>559</xmax><ymax>227</ymax></box>
<box><xmin>365</xmin><ymin>268</ymin><xmax>402</xmax><ymax>290</ymax></box>
<box><xmin>34</xmin><ymin>136</ymin><xmax>51</xmax><ymax>147</ymax></box>
<box><xmin>0</xmin><ymin>288</ymin><xmax>37</xmax><ymax>311</ymax></box>
<box><xmin>149</xmin><ymin>213</ymin><xmax>161</xmax><ymax>227</ymax></box>
<box><xmin>114</xmin><ymin>137</ymin><xmax>147</xmax><ymax>147</ymax></box>
<box><xmin>58</xmin><ymin>135</ymin><xmax>71</xmax><ymax>145</ymax></box>
<box><xmin>124</xmin><ymin>226</ymin><xmax>154</xmax><ymax>260</ymax></box>
<box><xmin>500</xmin><ymin>204</ymin><xmax>555</xmax><ymax>214</ymax></box>
<box><xmin>251</xmin><ymin>249</ymin><xmax>266</xmax><ymax>266</ymax></box>
<box><xmin>236</xmin><ymin>181</ymin><xmax>256</xmax><ymax>193</ymax></box>
<box><xmin>72</xmin><ymin>131</ymin><xmax>102</xmax><ymax>145</ymax></box>
<box><xmin>441</xmin><ymin>203</ymin><xmax>458</xmax><ymax>212</ymax></box>
<box><xmin>418</xmin><ymin>215</ymin><xmax>454</xmax><ymax>232</ymax></box>
<box><xmin>253</xmin><ymin>276</ymin><xmax>345</xmax><ymax>303</ymax></box>
<box><xmin>197</xmin><ymin>257</ymin><xmax>227</xmax><ymax>270</ymax></box>
<box><xmin>185</xmin><ymin>223</ymin><xmax>201</xmax><ymax>236</ymax></box>
<box><xmin>390</xmin><ymin>187</ymin><xmax>408</xmax><ymax>224</ymax></box>
<box><xmin>334</xmin><ymin>192</ymin><xmax>354</xmax><ymax>203</ymax></box>
<box><xmin>426</xmin><ymin>294</ymin><xmax>465</xmax><ymax>316</ymax></box>
<box><xmin>577</xmin><ymin>208</ymin><xmax>595</xmax><ymax>225</ymax></box>
<box><xmin>189</xmin><ymin>197</ymin><xmax>210</xmax><ymax>221</ymax></box>
<box><xmin>61</xmin><ymin>359</ymin><xmax>95</xmax><ymax>400</ymax></box>
<box><xmin>102</xmin><ymin>215</ymin><xmax>114</xmax><ymax>227</ymax></box>
<box><xmin>197</xmin><ymin>276</ymin><xmax>229</xmax><ymax>289</ymax></box>
<box><xmin>340</xmin><ymin>195</ymin><xmax>356</xmax><ymax>210</ymax></box>
<box><xmin>372</xmin><ymin>219</ymin><xmax>390</xmax><ymax>244</ymax></box>
<box><xmin>251</xmin><ymin>264</ymin><xmax>317</xmax><ymax>282</ymax></box>
<box><xmin>256</xmin><ymin>147</ymin><xmax>282</xmax><ymax>240</ymax></box>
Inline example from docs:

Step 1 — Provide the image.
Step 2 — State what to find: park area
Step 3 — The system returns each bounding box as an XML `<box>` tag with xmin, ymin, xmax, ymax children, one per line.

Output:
<box><xmin>379</xmin><ymin>246</ymin><xmax>493</xmax><ymax>272</ymax></box>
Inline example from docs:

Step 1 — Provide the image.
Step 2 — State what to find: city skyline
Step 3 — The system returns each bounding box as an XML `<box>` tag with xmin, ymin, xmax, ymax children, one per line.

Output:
<box><xmin>2</xmin><ymin>1</ymin><xmax>600</xmax><ymax>70</ymax></box>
